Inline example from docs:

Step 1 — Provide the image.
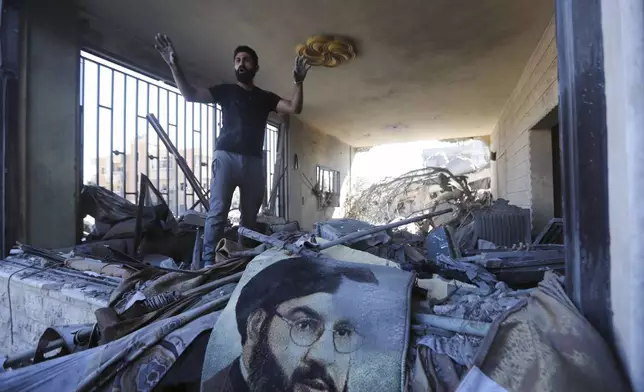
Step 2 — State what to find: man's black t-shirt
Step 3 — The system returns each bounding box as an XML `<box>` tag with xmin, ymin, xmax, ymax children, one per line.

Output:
<box><xmin>209</xmin><ymin>84</ymin><xmax>281</xmax><ymax>158</ymax></box>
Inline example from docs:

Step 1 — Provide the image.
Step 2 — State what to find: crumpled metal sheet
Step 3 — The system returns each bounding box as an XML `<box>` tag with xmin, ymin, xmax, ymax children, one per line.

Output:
<box><xmin>425</xmin><ymin>226</ymin><xmax>459</xmax><ymax>262</ymax></box>
<box><xmin>436</xmin><ymin>254</ymin><xmax>497</xmax><ymax>293</ymax></box>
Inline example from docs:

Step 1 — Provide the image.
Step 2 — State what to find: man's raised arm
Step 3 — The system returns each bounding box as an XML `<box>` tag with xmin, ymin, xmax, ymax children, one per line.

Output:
<box><xmin>276</xmin><ymin>55</ymin><xmax>311</xmax><ymax>115</ymax></box>
<box><xmin>155</xmin><ymin>34</ymin><xmax>212</xmax><ymax>104</ymax></box>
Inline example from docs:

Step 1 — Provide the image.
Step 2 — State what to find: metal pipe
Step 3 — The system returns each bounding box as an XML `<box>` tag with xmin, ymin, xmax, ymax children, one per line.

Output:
<box><xmin>237</xmin><ymin>227</ymin><xmax>302</xmax><ymax>255</ymax></box>
<box><xmin>3</xmin><ymin>339</ymin><xmax>64</xmax><ymax>369</ymax></box>
<box><xmin>191</xmin><ymin>103</ymin><xmax>196</xmax><ymax>209</ymax></box>
<box><xmin>315</xmin><ymin>208</ymin><xmax>454</xmax><ymax>251</ymax></box>
<box><xmin>134</xmin><ymin>80</ymin><xmax>140</xmax><ymax>198</ymax></box>
<box><xmin>188</xmin><ymin>189</ymin><xmax>210</xmax><ymax>211</ymax></box>
<box><xmin>19</xmin><ymin>243</ymin><xmax>66</xmax><ymax>263</ymax></box>
<box><xmin>157</xmin><ymin>88</ymin><xmax>161</xmax><ymax>191</ymax></box>
<box><xmin>165</xmin><ymin>90</ymin><xmax>171</xmax><ymax>201</ymax></box>
<box><xmin>2</xmin><ymin>326</ymin><xmax>93</xmax><ymax>369</ymax></box>
<box><xmin>108</xmin><ymin>69</ymin><xmax>115</xmax><ymax>192</ymax></box>
<box><xmin>206</xmin><ymin>106</ymin><xmax>210</xmax><ymax>190</ymax></box>
<box><xmin>146</xmin><ymin>83</ymin><xmax>150</xmax><ymax>178</ymax></box>
<box><xmin>96</xmin><ymin>66</ymin><xmax>101</xmax><ymax>186</ymax></box>
<box><xmin>198</xmin><ymin>105</ymin><xmax>203</xmax><ymax>194</ymax></box>
<box><xmin>268</xmin><ymin>166</ymin><xmax>287</xmax><ymax>213</ymax></box>
<box><xmin>236</xmin><ymin>228</ymin><xmax>369</xmax><ymax>267</ymax></box>
<box><xmin>4</xmin><ymin>259</ymin><xmax>119</xmax><ymax>288</ymax></box>
<box><xmin>122</xmin><ymin>71</ymin><xmax>127</xmax><ymax>198</ymax></box>
<box><xmin>183</xmin><ymin>100</ymin><xmax>188</xmax><ymax>211</ymax></box>
<box><xmin>146</xmin><ymin>113</ymin><xmax>209</xmax><ymax>211</ymax></box>
<box><xmin>174</xmin><ymin>93</ymin><xmax>180</xmax><ymax>213</ymax></box>
<box><xmin>412</xmin><ymin>313</ymin><xmax>491</xmax><ymax>337</ymax></box>
<box><xmin>236</xmin><ymin>213</ymin><xmax>455</xmax><ymax>261</ymax></box>
<box><xmin>103</xmin><ymin>245</ymin><xmax>203</xmax><ymax>275</ymax></box>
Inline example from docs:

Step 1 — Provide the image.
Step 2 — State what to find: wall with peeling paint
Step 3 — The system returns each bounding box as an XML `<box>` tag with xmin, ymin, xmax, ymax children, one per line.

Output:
<box><xmin>287</xmin><ymin>116</ymin><xmax>354</xmax><ymax>230</ymax></box>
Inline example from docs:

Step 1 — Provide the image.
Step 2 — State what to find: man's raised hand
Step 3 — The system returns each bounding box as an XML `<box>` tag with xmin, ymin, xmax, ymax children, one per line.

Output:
<box><xmin>155</xmin><ymin>34</ymin><xmax>177</xmax><ymax>66</ymax></box>
<box><xmin>293</xmin><ymin>55</ymin><xmax>312</xmax><ymax>83</ymax></box>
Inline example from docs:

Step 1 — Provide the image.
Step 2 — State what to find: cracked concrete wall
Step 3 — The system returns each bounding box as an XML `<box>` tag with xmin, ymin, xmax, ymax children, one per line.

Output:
<box><xmin>0</xmin><ymin>260</ymin><xmax>109</xmax><ymax>356</ymax></box>
<box><xmin>602</xmin><ymin>0</ymin><xmax>644</xmax><ymax>389</ymax></box>
<box><xmin>19</xmin><ymin>0</ymin><xmax>81</xmax><ymax>247</ymax></box>
<box><xmin>287</xmin><ymin>116</ymin><xmax>353</xmax><ymax>230</ymax></box>
<box><xmin>491</xmin><ymin>16</ymin><xmax>558</xmax><ymax>229</ymax></box>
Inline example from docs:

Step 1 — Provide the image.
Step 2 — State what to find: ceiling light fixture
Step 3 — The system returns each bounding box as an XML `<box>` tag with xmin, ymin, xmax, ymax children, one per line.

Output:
<box><xmin>295</xmin><ymin>35</ymin><xmax>357</xmax><ymax>68</ymax></box>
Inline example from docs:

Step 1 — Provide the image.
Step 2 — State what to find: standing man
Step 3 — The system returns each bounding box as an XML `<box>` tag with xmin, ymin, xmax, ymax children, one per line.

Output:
<box><xmin>155</xmin><ymin>34</ymin><xmax>311</xmax><ymax>267</ymax></box>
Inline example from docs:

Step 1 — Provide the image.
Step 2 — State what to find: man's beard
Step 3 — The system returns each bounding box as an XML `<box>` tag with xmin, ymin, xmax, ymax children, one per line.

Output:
<box><xmin>246</xmin><ymin>329</ymin><xmax>343</xmax><ymax>392</ymax></box>
<box><xmin>235</xmin><ymin>67</ymin><xmax>256</xmax><ymax>84</ymax></box>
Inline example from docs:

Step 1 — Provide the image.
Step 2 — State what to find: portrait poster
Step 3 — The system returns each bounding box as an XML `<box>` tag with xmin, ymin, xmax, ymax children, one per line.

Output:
<box><xmin>201</xmin><ymin>249</ymin><xmax>415</xmax><ymax>392</ymax></box>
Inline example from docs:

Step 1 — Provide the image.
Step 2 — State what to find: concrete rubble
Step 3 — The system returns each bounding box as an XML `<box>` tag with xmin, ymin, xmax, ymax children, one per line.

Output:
<box><xmin>0</xmin><ymin>167</ymin><xmax>625</xmax><ymax>392</ymax></box>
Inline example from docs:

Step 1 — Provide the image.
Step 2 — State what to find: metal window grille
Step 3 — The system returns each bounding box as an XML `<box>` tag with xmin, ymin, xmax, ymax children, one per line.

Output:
<box><xmin>80</xmin><ymin>51</ymin><xmax>286</xmax><ymax>217</ymax></box>
<box><xmin>316</xmin><ymin>166</ymin><xmax>340</xmax><ymax>208</ymax></box>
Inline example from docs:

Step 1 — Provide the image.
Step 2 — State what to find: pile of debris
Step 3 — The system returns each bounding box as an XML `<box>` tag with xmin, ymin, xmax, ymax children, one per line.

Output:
<box><xmin>326</xmin><ymin>199</ymin><xmax>563</xmax><ymax>289</ymax></box>
<box><xmin>345</xmin><ymin>165</ymin><xmax>492</xmax><ymax>228</ymax></box>
<box><xmin>0</xmin><ymin>202</ymin><xmax>624</xmax><ymax>391</ymax></box>
<box><xmin>0</xmin><ymin>114</ymin><xmax>623</xmax><ymax>391</ymax></box>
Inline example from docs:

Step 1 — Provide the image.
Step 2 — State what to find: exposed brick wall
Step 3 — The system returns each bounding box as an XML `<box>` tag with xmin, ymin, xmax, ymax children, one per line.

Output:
<box><xmin>491</xmin><ymin>16</ymin><xmax>558</xmax><ymax>217</ymax></box>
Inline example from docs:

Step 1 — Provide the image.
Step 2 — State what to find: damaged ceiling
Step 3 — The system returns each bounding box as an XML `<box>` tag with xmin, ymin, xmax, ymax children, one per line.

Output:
<box><xmin>76</xmin><ymin>0</ymin><xmax>554</xmax><ymax>147</ymax></box>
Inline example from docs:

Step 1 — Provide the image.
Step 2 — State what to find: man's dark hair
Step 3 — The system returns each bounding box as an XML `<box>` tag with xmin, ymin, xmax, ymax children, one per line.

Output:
<box><xmin>234</xmin><ymin>45</ymin><xmax>259</xmax><ymax>66</ymax></box>
<box><xmin>235</xmin><ymin>257</ymin><xmax>380</xmax><ymax>344</ymax></box>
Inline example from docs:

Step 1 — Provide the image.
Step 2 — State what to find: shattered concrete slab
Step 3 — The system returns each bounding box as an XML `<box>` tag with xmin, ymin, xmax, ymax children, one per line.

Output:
<box><xmin>0</xmin><ymin>257</ymin><xmax>114</xmax><ymax>356</ymax></box>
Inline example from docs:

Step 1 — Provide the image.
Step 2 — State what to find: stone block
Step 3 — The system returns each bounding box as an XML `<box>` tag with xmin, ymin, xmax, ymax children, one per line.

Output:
<box><xmin>16</xmin><ymin>274</ymin><xmax>65</xmax><ymax>291</ymax></box>
<box><xmin>0</xmin><ymin>316</ymin><xmax>41</xmax><ymax>356</ymax></box>
<box><xmin>41</xmin><ymin>295</ymin><xmax>65</xmax><ymax>323</ymax></box>
<box><xmin>0</xmin><ymin>295</ymin><xmax>11</xmax><ymax>324</ymax></box>
<box><xmin>41</xmin><ymin>295</ymin><xmax>95</xmax><ymax>326</ymax></box>
<box><xmin>8</xmin><ymin>285</ymin><xmax>45</xmax><ymax>322</ymax></box>
<box><xmin>59</xmin><ymin>284</ymin><xmax>111</xmax><ymax>308</ymax></box>
<box><xmin>0</xmin><ymin>259</ymin><xmax>110</xmax><ymax>355</ymax></box>
<box><xmin>10</xmin><ymin>314</ymin><xmax>47</xmax><ymax>347</ymax></box>
<box><xmin>0</xmin><ymin>277</ymin><xmax>8</xmax><ymax>297</ymax></box>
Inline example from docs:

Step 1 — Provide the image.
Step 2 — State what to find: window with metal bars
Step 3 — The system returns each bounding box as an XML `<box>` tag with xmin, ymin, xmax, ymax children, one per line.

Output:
<box><xmin>80</xmin><ymin>51</ymin><xmax>286</xmax><ymax>217</ymax></box>
<box><xmin>316</xmin><ymin>166</ymin><xmax>341</xmax><ymax>208</ymax></box>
